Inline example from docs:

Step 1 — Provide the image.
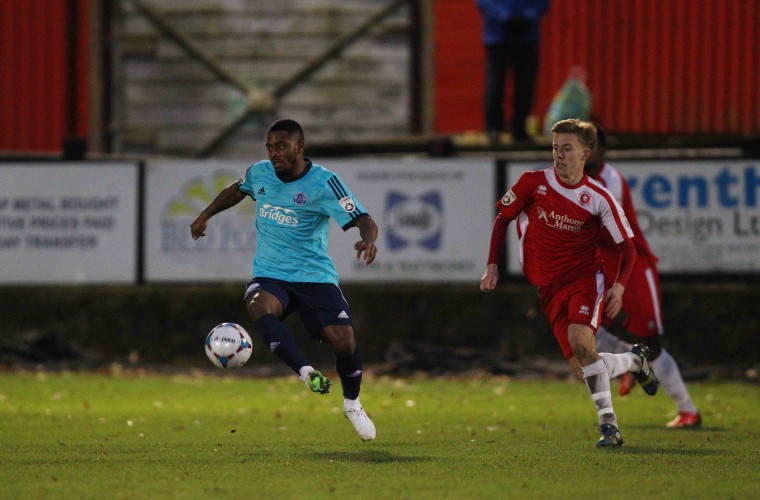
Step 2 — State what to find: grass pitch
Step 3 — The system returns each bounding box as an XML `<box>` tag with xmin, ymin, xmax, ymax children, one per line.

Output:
<box><xmin>0</xmin><ymin>370</ymin><xmax>758</xmax><ymax>499</ymax></box>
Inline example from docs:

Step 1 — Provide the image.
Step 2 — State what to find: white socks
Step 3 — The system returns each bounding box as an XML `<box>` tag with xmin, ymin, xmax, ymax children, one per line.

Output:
<box><xmin>344</xmin><ymin>397</ymin><xmax>362</xmax><ymax>411</ymax></box>
<box><xmin>599</xmin><ymin>352</ymin><xmax>638</xmax><ymax>378</ymax></box>
<box><xmin>582</xmin><ymin>359</ymin><xmax>616</xmax><ymax>427</ymax></box>
<box><xmin>652</xmin><ymin>349</ymin><xmax>698</xmax><ymax>413</ymax></box>
<box><xmin>299</xmin><ymin>366</ymin><xmax>315</xmax><ymax>389</ymax></box>
<box><xmin>597</xmin><ymin>328</ymin><xmax>699</xmax><ymax>414</ymax></box>
<box><xmin>595</xmin><ymin>327</ymin><xmax>632</xmax><ymax>354</ymax></box>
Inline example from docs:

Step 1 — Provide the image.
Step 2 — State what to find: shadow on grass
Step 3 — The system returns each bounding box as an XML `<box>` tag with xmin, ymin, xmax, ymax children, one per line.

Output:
<box><xmin>606</xmin><ymin>447</ymin><xmax>723</xmax><ymax>456</ymax></box>
<box><xmin>307</xmin><ymin>449</ymin><xmax>432</xmax><ymax>463</ymax></box>
<box><xmin>625</xmin><ymin>425</ymin><xmax>728</xmax><ymax>432</ymax></box>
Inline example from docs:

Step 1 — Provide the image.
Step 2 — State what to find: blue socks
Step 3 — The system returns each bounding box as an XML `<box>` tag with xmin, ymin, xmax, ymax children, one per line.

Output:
<box><xmin>254</xmin><ymin>314</ymin><xmax>364</xmax><ymax>400</ymax></box>
<box><xmin>253</xmin><ymin>314</ymin><xmax>309</xmax><ymax>374</ymax></box>
<box><xmin>336</xmin><ymin>347</ymin><xmax>363</xmax><ymax>400</ymax></box>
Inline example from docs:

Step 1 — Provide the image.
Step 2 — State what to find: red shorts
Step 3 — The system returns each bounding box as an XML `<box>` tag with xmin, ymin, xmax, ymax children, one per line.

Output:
<box><xmin>618</xmin><ymin>259</ymin><xmax>663</xmax><ymax>337</ymax></box>
<box><xmin>538</xmin><ymin>272</ymin><xmax>605</xmax><ymax>359</ymax></box>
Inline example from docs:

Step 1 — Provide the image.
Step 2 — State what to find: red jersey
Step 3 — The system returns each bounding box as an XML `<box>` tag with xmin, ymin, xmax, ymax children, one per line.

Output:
<box><xmin>591</xmin><ymin>162</ymin><xmax>657</xmax><ymax>265</ymax></box>
<box><xmin>490</xmin><ymin>167</ymin><xmax>634</xmax><ymax>286</ymax></box>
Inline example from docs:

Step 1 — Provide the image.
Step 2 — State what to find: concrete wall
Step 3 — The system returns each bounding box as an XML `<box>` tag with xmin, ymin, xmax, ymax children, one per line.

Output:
<box><xmin>0</xmin><ymin>282</ymin><xmax>757</xmax><ymax>370</ymax></box>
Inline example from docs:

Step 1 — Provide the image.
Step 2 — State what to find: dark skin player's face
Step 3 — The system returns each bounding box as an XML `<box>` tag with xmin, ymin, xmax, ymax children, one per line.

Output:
<box><xmin>265</xmin><ymin>131</ymin><xmax>305</xmax><ymax>180</ymax></box>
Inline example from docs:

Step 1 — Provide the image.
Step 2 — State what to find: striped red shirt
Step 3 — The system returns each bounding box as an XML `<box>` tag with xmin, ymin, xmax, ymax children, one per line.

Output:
<box><xmin>488</xmin><ymin>167</ymin><xmax>634</xmax><ymax>286</ymax></box>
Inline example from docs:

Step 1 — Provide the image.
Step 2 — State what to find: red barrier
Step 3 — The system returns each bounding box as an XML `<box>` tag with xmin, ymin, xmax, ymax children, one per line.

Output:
<box><xmin>434</xmin><ymin>0</ymin><xmax>760</xmax><ymax>135</ymax></box>
<box><xmin>0</xmin><ymin>0</ymin><xmax>88</xmax><ymax>152</ymax></box>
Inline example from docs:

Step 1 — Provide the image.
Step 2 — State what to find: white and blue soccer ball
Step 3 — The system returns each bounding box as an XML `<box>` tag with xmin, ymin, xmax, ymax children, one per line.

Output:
<box><xmin>205</xmin><ymin>323</ymin><xmax>253</xmax><ymax>369</ymax></box>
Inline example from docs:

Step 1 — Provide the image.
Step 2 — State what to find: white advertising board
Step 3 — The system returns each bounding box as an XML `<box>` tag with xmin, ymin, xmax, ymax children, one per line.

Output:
<box><xmin>145</xmin><ymin>160</ymin><xmax>257</xmax><ymax>282</ymax></box>
<box><xmin>144</xmin><ymin>158</ymin><xmax>495</xmax><ymax>283</ymax></box>
<box><xmin>325</xmin><ymin>158</ymin><xmax>494</xmax><ymax>283</ymax></box>
<box><xmin>0</xmin><ymin>163</ymin><xmax>138</xmax><ymax>284</ymax></box>
<box><xmin>506</xmin><ymin>160</ymin><xmax>760</xmax><ymax>274</ymax></box>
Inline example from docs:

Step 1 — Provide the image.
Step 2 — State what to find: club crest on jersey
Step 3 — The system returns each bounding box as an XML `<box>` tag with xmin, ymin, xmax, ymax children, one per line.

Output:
<box><xmin>501</xmin><ymin>190</ymin><xmax>516</xmax><ymax>206</ymax></box>
<box><xmin>339</xmin><ymin>196</ymin><xmax>356</xmax><ymax>212</ymax></box>
<box><xmin>293</xmin><ymin>191</ymin><xmax>307</xmax><ymax>206</ymax></box>
<box><xmin>578</xmin><ymin>191</ymin><xmax>592</xmax><ymax>206</ymax></box>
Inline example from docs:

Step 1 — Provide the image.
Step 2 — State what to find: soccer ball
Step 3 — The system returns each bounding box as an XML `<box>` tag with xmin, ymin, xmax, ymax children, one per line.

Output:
<box><xmin>205</xmin><ymin>323</ymin><xmax>253</xmax><ymax>369</ymax></box>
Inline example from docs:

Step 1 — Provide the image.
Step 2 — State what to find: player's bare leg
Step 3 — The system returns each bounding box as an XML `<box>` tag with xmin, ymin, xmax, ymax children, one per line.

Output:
<box><xmin>569</xmin><ymin>324</ymin><xmax>622</xmax><ymax>447</ymax></box>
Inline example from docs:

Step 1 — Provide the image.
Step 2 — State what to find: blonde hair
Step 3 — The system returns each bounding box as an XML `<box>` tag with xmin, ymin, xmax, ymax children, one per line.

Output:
<box><xmin>551</xmin><ymin>119</ymin><xmax>597</xmax><ymax>150</ymax></box>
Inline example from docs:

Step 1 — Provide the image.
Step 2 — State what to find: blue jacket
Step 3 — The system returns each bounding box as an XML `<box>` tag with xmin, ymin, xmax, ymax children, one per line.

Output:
<box><xmin>477</xmin><ymin>0</ymin><xmax>550</xmax><ymax>45</ymax></box>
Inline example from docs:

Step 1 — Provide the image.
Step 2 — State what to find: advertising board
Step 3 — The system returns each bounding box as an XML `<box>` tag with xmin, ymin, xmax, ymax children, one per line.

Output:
<box><xmin>507</xmin><ymin>160</ymin><xmax>760</xmax><ymax>274</ymax></box>
<box><xmin>0</xmin><ymin>163</ymin><xmax>138</xmax><ymax>284</ymax></box>
<box><xmin>144</xmin><ymin>158</ymin><xmax>494</xmax><ymax>283</ymax></box>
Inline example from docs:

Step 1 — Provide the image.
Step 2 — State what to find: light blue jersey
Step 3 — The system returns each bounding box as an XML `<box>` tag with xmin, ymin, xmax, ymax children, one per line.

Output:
<box><xmin>237</xmin><ymin>159</ymin><xmax>367</xmax><ymax>284</ymax></box>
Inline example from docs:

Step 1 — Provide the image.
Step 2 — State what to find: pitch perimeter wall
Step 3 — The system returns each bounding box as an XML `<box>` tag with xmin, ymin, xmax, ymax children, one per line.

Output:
<box><xmin>0</xmin><ymin>155</ymin><xmax>758</xmax><ymax>368</ymax></box>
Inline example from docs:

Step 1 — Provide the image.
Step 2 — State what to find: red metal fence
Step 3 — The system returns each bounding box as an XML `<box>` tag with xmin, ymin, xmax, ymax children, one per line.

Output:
<box><xmin>2</xmin><ymin>0</ymin><xmax>758</xmax><ymax>152</ymax></box>
<box><xmin>434</xmin><ymin>0</ymin><xmax>760</xmax><ymax>135</ymax></box>
<box><xmin>0</xmin><ymin>0</ymin><xmax>89</xmax><ymax>152</ymax></box>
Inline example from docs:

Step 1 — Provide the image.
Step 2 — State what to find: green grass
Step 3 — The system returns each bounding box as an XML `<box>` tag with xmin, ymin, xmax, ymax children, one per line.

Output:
<box><xmin>1</xmin><ymin>370</ymin><xmax>758</xmax><ymax>499</ymax></box>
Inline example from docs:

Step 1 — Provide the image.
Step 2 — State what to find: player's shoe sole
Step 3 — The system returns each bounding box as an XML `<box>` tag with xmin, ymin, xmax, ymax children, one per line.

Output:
<box><xmin>305</xmin><ymin>370</ymin><xmax>333</xmax><ymax>394</ymax></box>
<box><xmin>344</xmin><ymin>406</ymin><xmax>376</xmax><ymax>442</ymax></box>
<box><xmin>596</xmin><ymin>423</ymin><xmax>623</xmax><ymax>447</ymax></box>
<box><xmin>631</xmin><ymin>344</ymin><xmax>659</xmax><ymax>396</ymax></box>
<box><xmin>666</xmin><ymin>411</ymin><xmax>702</xmax><ymax>429</ymax></box>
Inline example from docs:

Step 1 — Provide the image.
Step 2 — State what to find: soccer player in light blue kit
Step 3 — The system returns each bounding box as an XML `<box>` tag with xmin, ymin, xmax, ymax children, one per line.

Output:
<box><xmin>191</xmin><ymin>118</ymin><xmax>378</xmax><ymax>441</ymax></box>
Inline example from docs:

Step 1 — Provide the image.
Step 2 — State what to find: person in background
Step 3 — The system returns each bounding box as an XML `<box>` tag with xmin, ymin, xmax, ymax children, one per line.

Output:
<box><xmin>477</xmin><ymin>0</ymin><xmax>550</xmax><ymax>144</ymax></box>
<box><xmin>480</xmin><ymin>119</ymin><xmax>659</xmax><ymax>447</ymax></box>
<box><xmin>191</xmin><ymin>118</ymin><xmax>378</xmax><ymax>441</ymax></box>
<box><xmin>585</xmin><ymin>124</ymin><xmax>701</xmax><ymax>429</ymax></box>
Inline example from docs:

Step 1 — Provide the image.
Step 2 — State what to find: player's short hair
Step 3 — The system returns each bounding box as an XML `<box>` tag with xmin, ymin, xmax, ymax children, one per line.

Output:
<box><xmin>268</xmin><ymin>118</ymin><xmax>304</xmax><ymax>142</ymax></box>
<box><xmin>551</xmin><ymin>119</ymin><xmax>597</xmax><ymax>150</ymax></box>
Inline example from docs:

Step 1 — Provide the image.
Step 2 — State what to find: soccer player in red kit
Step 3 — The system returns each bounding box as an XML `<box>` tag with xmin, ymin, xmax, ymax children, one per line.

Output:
<box><xmin>586</xmin><ymin>124</ymin><xmax>701</xmax><ymax>429</ymax></box>
<box><xmin>480</xmin><ymin>119</ymin><xmax>659</xmax><ymax>447</ymax></box>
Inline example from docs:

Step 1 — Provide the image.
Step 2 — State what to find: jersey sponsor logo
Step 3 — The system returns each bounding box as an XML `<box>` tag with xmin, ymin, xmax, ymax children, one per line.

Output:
<box><xmin>501</xmin><ymin>189</ymin><xmax>516</xmax><ymax>206</ymax></box>
<box><xmin>293</xmin><ymin>191</ymin><xmax>307</xmax><ymax>206</ymax></box>
<box><xmin>338</xmin><ymin>310</ymin><xmax>349</xmax><ymax>319</ymax></box>
<box><xmin>537</xmin><ymin>206</ymin><xmax>549</xmax><ymax>221</ymax></box>
<box><xmin>257</xmin><ymin>187</ymin><xmax>266</xmax><ymax>196</ymax></box>
<box><xmin>579</xmin><ymin>305</ymin><xmax>590</xmax><ymax>315</ymax></box>
<box><xmin>578</xmin><ymin>191</ymin><xmax>592</xmax><ymax>206</ymax></box>
<box><xmin>339</xmin><ymin>196</ymin><xmax>356</xmax><ymax>212</ymax></box>
<box><xmin>258</xmin><ymin>203</ymin><xmax>299</xmax><ymax>226</ymax></box>
<box><xmin>537</xmin><ymin>206</ymin><xmax>583</xmax><ymax>233</ymax></box>
<box><xmin>537</xmin><ymin>184</ymin><xmax>547</xmax><ymax>196</ymax></box>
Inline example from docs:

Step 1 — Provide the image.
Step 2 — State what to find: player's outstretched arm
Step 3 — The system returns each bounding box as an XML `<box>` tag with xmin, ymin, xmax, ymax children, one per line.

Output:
<box><xmin>190</xmin><ymin>183</ymin><xmax>247</xmax><ymax>240</ymax></box>
<box><xmin>353</xmin><ymin>215</ymin><xmax>378</xmax><ymax>265</ymax></box>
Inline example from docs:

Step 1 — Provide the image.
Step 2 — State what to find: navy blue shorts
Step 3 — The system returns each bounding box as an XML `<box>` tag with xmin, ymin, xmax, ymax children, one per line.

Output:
<box><xmin>244</xmin><ymin>277</ymin><xmax>353</xmax><ymax>337</ymax></box>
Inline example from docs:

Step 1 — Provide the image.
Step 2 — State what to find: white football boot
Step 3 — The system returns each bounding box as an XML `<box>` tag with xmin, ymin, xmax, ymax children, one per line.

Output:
<box><xmin>343</xmin><ymin>400</ymin><xmax>376</xmax><ymax>442</ymax></box>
